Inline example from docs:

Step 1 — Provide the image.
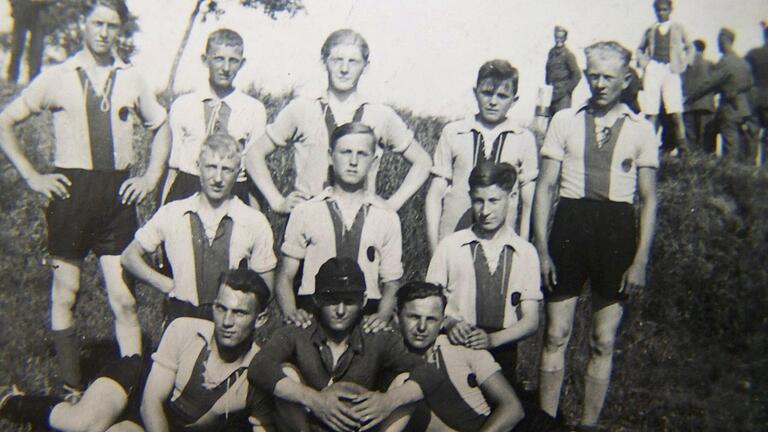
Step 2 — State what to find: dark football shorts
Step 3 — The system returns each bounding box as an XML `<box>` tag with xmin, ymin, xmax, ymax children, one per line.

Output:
<box><xmin>100</xmin><ymin>354</ymin><xmax>148</xmax><ymax>425</ymax></box>
<box><xmin>46</xmin><ymin>168</ymin><xmax>137</xmax><ymax>260</ymax></box>
<box><xmin>547</xmin><ymin>197</ymin><xmax>636</xmax><ymax>303</ymax></box>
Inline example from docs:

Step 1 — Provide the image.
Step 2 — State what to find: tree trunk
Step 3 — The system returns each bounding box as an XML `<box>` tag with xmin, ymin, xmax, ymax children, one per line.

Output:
<box><xmin>164</xmin><ymin>0</ymin><xmax>205</xmax><ymax>101</ymax></box>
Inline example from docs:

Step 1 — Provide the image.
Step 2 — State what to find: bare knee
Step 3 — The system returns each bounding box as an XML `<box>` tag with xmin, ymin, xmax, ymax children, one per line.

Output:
<box><xmin>544</xmin><ymin>322</ymin><xmax>572</xmax><ymax>353</ymax></box>
<box><xmin>108</xmin><ymin>290</ymin><xmax>137</xmax><ymax>321</ymax></box>
<box><xmin>589</xmin><ymin>330</ymin><xmax>616</xmax><ymax>359</ymax></box>
<box><xmin>51</xmin><ymin>279</ymin><xmax>79</xmax><ymax>311</ymax></box>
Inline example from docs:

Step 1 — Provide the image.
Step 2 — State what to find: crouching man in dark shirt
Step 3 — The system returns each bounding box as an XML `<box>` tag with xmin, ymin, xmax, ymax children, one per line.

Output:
<box><xmin>248</xmin><ymin>257</ymin><xmax>443</xmax><ymax>431</ymax></box>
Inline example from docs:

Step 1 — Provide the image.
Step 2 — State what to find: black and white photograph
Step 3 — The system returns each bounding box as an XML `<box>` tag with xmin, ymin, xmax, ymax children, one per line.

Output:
<box><xmin>0</xmin><ymin>0</ymin><xmax>766</xmax><ymax>430</ymax></box>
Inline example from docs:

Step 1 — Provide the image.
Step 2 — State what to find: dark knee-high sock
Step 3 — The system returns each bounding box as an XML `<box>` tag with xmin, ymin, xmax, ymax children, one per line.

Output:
<box><xmin>0</xmin><ymin>395</ymin><xmax>61</xmax><ymax>425</ymax></box>
<box><xmin>52</xmin><ymin>327</ymin><xmax>82</xmax><ymax>389</ymax></box>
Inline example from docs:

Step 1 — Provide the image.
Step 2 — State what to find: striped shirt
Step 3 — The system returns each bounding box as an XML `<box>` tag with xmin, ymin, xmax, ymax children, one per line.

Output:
<box><xmin>540</xmin><ymin>103</ymin><xmax>659</xmax><ymax>203</ymax></box>
<box><xmin>0</xmin><ymin>50</ymin><xmax>167</xmax><ymax>170</ymax></box>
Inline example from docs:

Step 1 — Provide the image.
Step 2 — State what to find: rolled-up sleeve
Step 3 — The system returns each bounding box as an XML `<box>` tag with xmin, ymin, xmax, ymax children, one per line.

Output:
<box><xmin>248</xmin><ymin>215</ymin><xmax>277</xmax><ymax>273</ymax></box>
<box><xmin>430</xmin><ymin>125</ymin><xmax>454</xmax><ymax>180</ymax></box>
<box><xmin>636</xmin><ymin>121</ymin><xmax>660</xmax><ymax>169</ymax></box>
<box><xmin>265</xmin><ymin>99</ymin><xmax>301</xmax><ymax>148</ymax></box>
<box><xmin>377</xmin><ymin>105</ymin><xmax>415</xmax><ymax>154</ymax></box>
<box><xmin>540</xmin><ymin>111</ymin><xmax>568</xmax><ymax>161</ymax></box>
<box><xmin>134</xmin><ymin>206</ymin><xmax>170</xmax><ymax>252</ymax></box>
<box><xmin>135</xmin><ymin>74</ymin><xmax>167</xmax><ymax>131</ymax></box>
<box><xmin>517</xmin><ymin>131</ymin><xmax>540</xmax><ymax>187</ymax></box>
<box><xmin>0</xmin><ymin>69</ymin><xmax>54</xmax><ymax>123</ymax></box>
<box><xmin>280</xmin><ymin>205</ymin><xmax>309</xmax><ymax>260</ymax></box>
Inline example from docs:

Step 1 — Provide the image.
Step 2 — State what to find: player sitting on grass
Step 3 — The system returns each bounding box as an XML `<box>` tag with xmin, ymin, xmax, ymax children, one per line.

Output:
<box><xmin>426</xmin><ymin>60</ymin><xmax>538</xmax><ymax>253</ymax></box>
<box><xmin>248</xmin><ymin>257</ymin><xmax>443</xmax><ymax>432</ymax></box>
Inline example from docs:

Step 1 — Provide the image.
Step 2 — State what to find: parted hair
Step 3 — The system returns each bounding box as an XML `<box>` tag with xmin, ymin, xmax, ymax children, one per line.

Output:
<box><xmin>206</xmin><ymin>28</ymin><xmax>244</xmax><ymax>54</ymax></box>
<box><xmin>329</xmin><ymin>122</ymin><xmax>377</xmax><ymax>151</ymax></box>
<box><xmin>396</xmin><ymin>281</ymin><xmax>448</xmax><ymax>313</ymax></box>
<box><xmin>468</xmin><ymin>162</ymin><xmax>518</xmax><ymax>193</ymax></box>
<box><xmin>321</xmin><ymin>29</ymin><xmax>370</xmax><ymax>62</ymax></box>
<box><xmin>84</xmin><ymin>0</ymin><xmax>129</xmax><ymax>24</ymax></box>
<box><xmin>584</xmin><ymin>41</ymin><xmax>632</xmax><ymax>69</ymax></box>
<box><xmin>218</xmin><ymin>266</ymin><xmax>270</xmax><ymax>314</ymax></box>
<box><xmin>476</xmin><ymin>59</ymin><xmax>519</xmax><ymax>95</ymax></box>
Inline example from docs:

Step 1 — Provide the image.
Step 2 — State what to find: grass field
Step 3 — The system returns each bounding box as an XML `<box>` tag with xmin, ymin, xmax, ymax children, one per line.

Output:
<box><xmin>0</xmin><ymin>81</ymin><xmax>766</xmax><ymax>431</ymax></box>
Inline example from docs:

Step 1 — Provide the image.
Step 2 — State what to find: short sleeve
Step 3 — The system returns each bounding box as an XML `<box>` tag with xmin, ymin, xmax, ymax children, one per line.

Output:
<box><xmin>248</xmin><ymin>214</ymin><xmax>277</xmax><ymax>273</ymax></box>
<box><xmin>378</xmin><ymin>211</ymin><xmax>404</xmax><ymax>283</ymax></box>
<box><xmin>280</xmin><ymin>204</ymin><xmax>309</xmax><ymax>259</ymax></box>
<box><xmin>517</xmin><ymin>245</ymin><xmax>543</xmax><ymax>301</ymax></box>
<box><xmin>426</xmin><ymin>241</ymin><xmax>459</xmax><ymax>319</ymax></box>
<box><xmin>540</xmin><ymin>111</ymin><xmax>568</xmax><ymax>161</ymax></box>
<box><xmin>430</xmin><ymin>124</ymin><xmax>455</xmax><ymax>180</ymax></box>
<box><xmin>635</xmin><ymin>121</ymin><xmax>660</xmax><ymax>169</ymax></box>
<box><xmin>0</xmin><ymin>69</ymin><xmax>56</xmax><ymax>123</ymax></box>
<box><xmin>468</xmin><ymin>349</ymin><xmax>502</xmax><ymax>385</ymax></box>
<box><xmin>133</xmin><ymin>72</ymin><xmax>167</xmax><ymax>130</ymax></box>
<box><xmin>265</xmin><ymin>99</ymin><xmax>303</xmax><ymax>148</ymax></box>
<box><xmin>134</xmin><ymin>205</ymin><xmax>171</xmax><ymax>252</ymax></box>
<box><xmin>373</xmin><ymin>105</ymin><xmax>415</xmax><ymax>154</ymax></box>
<box><xmin>167</xmin><ymin>98</ymin><xmax>187</xmax><ymax>168</ymax></box>
<box><xmin>517</xmin><ymin>131</ymin><xmax>539</xmax><ymax>187</ymax></box>
<box><xmin>150</xmin><ymin>318</ymin><xmax>188</xmax><ymax>372</ymax></box>
<box><xmin>242</xmin><ymin>102</ymin><xmax>268</xmax><ymax>155</ymax></box>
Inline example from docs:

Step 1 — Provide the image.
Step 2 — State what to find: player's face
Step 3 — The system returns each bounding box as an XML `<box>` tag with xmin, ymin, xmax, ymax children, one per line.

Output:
<box><xmin>213</xmin><ymin>285</ymin><xmax>258</xmax><ymax>349</ymax></box>
<box><xmin>325</xmin><ymin>44</ymin><xmax>367</xmax><ymax>93</ymax></box>
<box><xmin>82</xmin><ymin>5</ymin><xmax>122</xmax><ymax>57</ymax></box>
<box><xmin>475</xmin><ymin>78</ymin><xmax>517</xmax><ymax>126</ymax></box>
<box><xmin>398</xmin><ymin>296</ymin><xmax>444</xmax><ymax>351</ymax></box>
<box><xmin>585</xmin><ymin>57</ymin><xmax>630</xmax><ymax>109</ymax></box>
<box><xmin>317</xmin><ymin>294</ymin><xmax>363</xmax><ymax>334</ymax></box>
<box><xmin>203</xmin><ymin>43</ymin><xmax>245</xmax><ymax>90</ymax></box>
<box><xmin>198</xmin><ymin>151</ymin><xmax>239</xmax><ymax>204</ymax></box>
<box><xmin>554</xmin><ymin>30</ymin><xmax>567</xmax><ymax>47</ymax></box>
<box><xmin>654</xmin><ymin>3</ymin><xmax>672</xmax><ymax>22</ymax></box>
<box><xmin>330</xmin><ymin>133</ymin><xmax>375</xmax><ymax>188</ymax></box>
<box><xmin>470</xmin><ymin>184</ymin><xmax>511</xmax><ymax>234</ymax></box>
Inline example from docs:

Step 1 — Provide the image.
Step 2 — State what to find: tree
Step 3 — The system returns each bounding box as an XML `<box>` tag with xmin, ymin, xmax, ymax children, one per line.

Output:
<box><xmin>165</xmin><ymin>0</ymin><xmax>303</xmax><ymax>98</ymax></box>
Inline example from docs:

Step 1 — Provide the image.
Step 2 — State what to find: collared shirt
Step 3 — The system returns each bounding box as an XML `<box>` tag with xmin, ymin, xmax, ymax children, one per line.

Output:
<box><xmin>425</xmin><ymin>335</ymin><xmax>499</xmax><ymax>420</ymax></box>
<box><xmin>281</xmin><ymin>188</ymin><xmax>403</xmax><ymax>299</ymax></box>
<box><xmin>545</xmin><ymin>46</ymin><xmax>581</xmax><ymax>101</ymax></box>
<box><xmin>169</xmin><ymin>87</ymin><xmax>266</xmax><ymax>182</ymax></box>
<box><xmin>431</xmin><ymin>116</ymin><xmax>538</xmax><ymax>239</ymax></box>
<box><xmin>265</xmin><ymin>96</ymin><xmax>415</xmax><ymax>197</ymax></box>
<box><xmin>541</xmin><ymin>103</ymin><xmax>659</xmax><ymax>204</ymax></box>
<box><xmin>426</xmin><ymin>227</ymin><xmax>542</xmax><ymax>328</ymax></box>
<box><xmin>0</xmin><ymin>50</ymin><xmax>167</xmax><ymax>170</ymax></box>
<box><xmin>135</xmin><ymin>194</ymin><xmax>276</xmax><ymax>305</ymax></box>
<box><xmin>151</xmin><ymin>317</ymin><xmax>272</xmax><ymax>428</ymax></box>
<box><xmin>248</xmin><ymin>322</ymin><xmax>442</xmax><ymax>396</ymax></box>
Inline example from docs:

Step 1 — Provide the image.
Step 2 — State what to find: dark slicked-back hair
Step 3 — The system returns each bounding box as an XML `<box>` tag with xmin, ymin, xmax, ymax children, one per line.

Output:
<box><xmin>654</xmin><ymin>0</ymin><xmax>672</xmax><ymax>9</ymax></box>
<box><xmin>329</xmin><ymin>122</ymin><xmax>376</xmax><ymax>152</ymax></box>
<box><xmin>476</xmin><ymin>59</ymin><xmax>519</xmax><ymax>95</ymax></box>
<box><xmin>84</xmin><ymin>0</ymin><xmax>129</xmax><ymax>24</ymax></box>
<box><xmin>693</xmin><ymin>39</ymin><xmax>706</xmax><ymax>52</ymax></box>
<box><xmin>468</xmin><ymin>162</ymin><xmax>518</xmax><ymax>193</ymax></box>
<box><xmin>218</xmin><ymin>266</ymin><xmax>270</xmax><ymax>314</ymax></box>
<box><xmin>206</xmin><ymin>28</ymin><xmax>244</xmax><ymax>54</ymax></box>
<box><xmin>396</xmin><ymin>281</ymin><xmax>447</xmax><ymax>313</ymax></box>
<box><xmin>321</xmin><ymin>29</ymin><xmax>370</xmax><ymax>62</ymax></box>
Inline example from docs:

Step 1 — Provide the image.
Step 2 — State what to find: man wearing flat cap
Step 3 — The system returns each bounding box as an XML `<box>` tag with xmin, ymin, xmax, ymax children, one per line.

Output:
<box><xmin>687</xmin><ymin>28</ymin><xmax>757</xmax><ymax>161</ymax></box>
<box><xmin>248</xmin><ymin>257</ymin><xmax>442</xmax><ymax>431</ymax></box>
<box><xmin>546</xmin><ymin>26</ymin><xmax>581</xmax><ymax>116</ymax></box>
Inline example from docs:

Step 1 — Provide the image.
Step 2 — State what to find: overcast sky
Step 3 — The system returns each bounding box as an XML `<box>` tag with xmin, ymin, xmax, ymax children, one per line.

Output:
<box><xmin>3</xmin><ymin>0</ymin><xmax>767</xmax><ymax>119</ymax></box>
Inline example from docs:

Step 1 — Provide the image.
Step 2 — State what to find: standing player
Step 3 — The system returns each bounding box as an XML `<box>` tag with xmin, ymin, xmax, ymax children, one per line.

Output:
<box><xmin>427</xmin><ymin>162</ymin><xmax>542</xmax><ymax>386</ymax></box>
<box><xmin>746</xmin><ymin>23</ymin><xmax>768</xmax><ymax>163</ymax></box>
<box><xmin>546</xmin><ymin>26</ymin><xmax>582</xmax><ymax>116</ymax></box>
<box><xmin>121</xmin><ymin>134</ymin><xmax>276</xmax><ymax>323</ymax></box>
<box><xmin>162</xmin><ymin>28</ymin><xmax>266</xmax><ymax>205</ymax></box>
<box><xmin>141</xmin><ymin>267</ymin><xmax>275</xmax><ymax>431</ymax></box>
<box><xmin>245</xmin><ymin>28</ymin><xmax>431</xmax><ymax>214</ymax></box>
<box><xmin>0</xmin><ymin>0</ymin><xmax>170</xmax><ymax>395</ymax></box>
<box><xmin>534</xmin><ymin>41</ymin><xmax>659</xmax><ymax>428</ymax></box>
<box><xmin>637</xmin><ymin>0</ymin><xmax>694</xmax><ymax>153</ymax></box>
<box><xmin>426</xmin><ymin>60</ymin><xmax>538</xmax><ymax>253</ymax></box>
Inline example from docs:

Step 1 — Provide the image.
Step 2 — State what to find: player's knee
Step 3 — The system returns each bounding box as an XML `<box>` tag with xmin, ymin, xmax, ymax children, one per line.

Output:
<box><xmin>544</xmin><ymin>323</ymin><xmax>572</xmax><ymax>351</ymax></box>
<box><xmin>589</xmin><ymin>330</ymin><xmax>616</xmax><ymax>358</ymax></box>
<box><xmin>108</xmin><ymin>291</ymin><xmax>137</xmax><ymax>319</ymax></box>
<box><xmin>51</xmin><ymin>283</ymin><xmax>78</xmax><ymax>309</ymax></box>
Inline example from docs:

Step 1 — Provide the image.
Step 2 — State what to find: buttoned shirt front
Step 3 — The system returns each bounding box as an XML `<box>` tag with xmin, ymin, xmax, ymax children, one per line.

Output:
<box><xmin>431</xmin><ymin>116</ymin><xmax>539</xmax><ymax>239</ymax></box>
<box><xmin>281</xmin><ymin>188</ymin><xmax>403</xmax><ymax>299</ymax></box>
<box><xmin>135</xmin><ymin>194</ymin><xmax>276</xmax><ymax>305</ymax></box>
<box><xmin>265</xmin><ymin>96</ymin><xmax>415</xmax><ymax>197</ymax></box>
<box><xmin>169</xmin><ymin>87</ymin><xmax>266</xmax><ymax>182</ymax></box>
<box><xmin>426</xmin><ymin>227</ymin><xmax>542</xmax><ymax>328</ymax></box>
<box><xmin>248</xmin><ymin>323</ymin><xmax>442</xmax><ymax>396</ymax></box>
<box><xmin>0</xmin><ymin>50</ymin><xmax>167</xmax><ymax>170</ymax></box>
<box><xmin>540</xmin><ymin>103</ymin><xmax>659</xmax><ymax>204</ymax></box>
